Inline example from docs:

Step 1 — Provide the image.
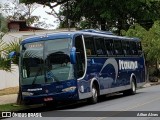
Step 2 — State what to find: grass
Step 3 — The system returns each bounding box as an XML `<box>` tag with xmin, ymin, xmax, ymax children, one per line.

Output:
<box><xmin>0</xmin><ymin>103</ymin><xmax>43</xmax><ymax>112</ymax></box>
<box><xmin>0</xmin><ymin>103</ymin><xmax>27</xmax><ymax>112</ymax></box>
<box><xmin>0</xmin><ymin>87</ymin><xmax>19</xmax><ymax>96</ymax></box>
<box><xmin>0</xmin><ymin>87</ymin><xmax>42</xmax><ymax>112</ymax></box>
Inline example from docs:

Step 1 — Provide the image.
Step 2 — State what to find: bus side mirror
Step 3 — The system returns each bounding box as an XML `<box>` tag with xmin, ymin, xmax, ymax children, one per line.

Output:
<box><xmin>8</xmin><ymin>51</ymin><xmax>19</xmax><ymax>58</ymax></box>
<box><xmin>70</xmin><ymin>47</ymin><xmax>76</xmax><ymax>64</ymax></box>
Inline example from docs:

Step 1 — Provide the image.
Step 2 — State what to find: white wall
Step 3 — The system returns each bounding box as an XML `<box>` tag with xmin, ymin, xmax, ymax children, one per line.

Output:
<box><xmin>0</xmin><ymin>65</ymin><xmax>19</xmax><ymax>90</ymax></box>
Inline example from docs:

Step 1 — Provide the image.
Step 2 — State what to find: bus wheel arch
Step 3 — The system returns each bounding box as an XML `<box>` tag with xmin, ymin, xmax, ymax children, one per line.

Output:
<box><xmin>88</xmin><ymin>79</ymin><xmax>100</xmax><ymax>104</ymax></box>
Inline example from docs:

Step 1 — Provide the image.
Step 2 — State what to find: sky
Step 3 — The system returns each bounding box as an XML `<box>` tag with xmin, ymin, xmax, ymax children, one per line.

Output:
<box><xmin>0</xmin><ymin>0</ymin><xmax>60</xmax><ymax>29</ymax></box>
<box><xmin>31</xmin><ymin>5</ymin><xmax>60</xmax><ymax>29</ymax></box>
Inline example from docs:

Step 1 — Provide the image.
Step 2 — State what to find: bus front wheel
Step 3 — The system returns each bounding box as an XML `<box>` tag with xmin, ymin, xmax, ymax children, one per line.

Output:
<box><xmin>88</xmin><ymin>84</ymin><xmax>98</xmax><ymax>104</ymax></box>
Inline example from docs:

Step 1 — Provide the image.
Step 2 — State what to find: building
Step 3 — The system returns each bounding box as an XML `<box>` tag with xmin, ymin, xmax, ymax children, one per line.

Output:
<box><xmin>7</xmin><ymin>20</ymin><xmax>44</xmax><ymax>32</ymax></box>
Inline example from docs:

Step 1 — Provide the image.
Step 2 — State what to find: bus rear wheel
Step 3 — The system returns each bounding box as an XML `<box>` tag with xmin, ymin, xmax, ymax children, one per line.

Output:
<box><xmin>88</xmin><ymin>84</ymin><xmax>98</xmax><ymax>104</ymax></box>
<box><xmin>123</xmin><ymin>79</ymin><xmax>136</xmax><ymax>95</ymax></box>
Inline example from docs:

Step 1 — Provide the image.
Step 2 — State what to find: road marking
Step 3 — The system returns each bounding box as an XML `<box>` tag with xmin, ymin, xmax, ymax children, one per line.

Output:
<box><xmin>95</xmin><ymin>96</ymin><xmax>160</xmax><ymax>120</ymax></box>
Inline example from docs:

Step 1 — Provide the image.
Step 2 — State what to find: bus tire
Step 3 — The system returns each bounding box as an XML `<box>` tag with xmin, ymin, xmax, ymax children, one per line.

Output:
<box><xmin>88</xmin><ymin>84</ymin><xmax>98</xmax><ymax>104</ymax></box>
<box><xmin>123</xmin><ymin>78</ymin><xmax>136</xmax><ymax>95</ymax></box>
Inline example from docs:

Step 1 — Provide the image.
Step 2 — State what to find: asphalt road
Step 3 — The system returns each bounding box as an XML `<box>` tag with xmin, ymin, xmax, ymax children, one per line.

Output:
<box><xmin>6</xmin><ymin>84</ymin><xmax>160</xmax><ymax>120</ymax></box>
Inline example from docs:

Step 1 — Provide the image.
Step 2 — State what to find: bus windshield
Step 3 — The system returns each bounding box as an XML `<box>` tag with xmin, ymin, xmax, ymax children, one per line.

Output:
<box><xmin>21</xmin><ymin>38</ymin><xmax>74</xmax><ymax>85</ymax></box>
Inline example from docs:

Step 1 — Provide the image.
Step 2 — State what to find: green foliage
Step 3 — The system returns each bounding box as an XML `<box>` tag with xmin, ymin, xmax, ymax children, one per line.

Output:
<box><xmin>0</xmin><ymin>35</ymin><xmax>21</xmax><ymax>71</ymax></box>
<box><xmin>0</xmin><ymin>34</ymin><xmax>11</xmax><ymax>71</ymax></box>
<box><xmin>76</xmin><ymin>20</ymin><xmax>92</xmax><ymax>30</ymax></box>
<box><xmin>144</xmin><ymin>21</ymin><xmax>160</xmax><ymax>62</ymax></box>
<box><xmin>124</xmin><ymin>21</ymin><xmax>160</xmax><ymax>69</ymax></box>
<box><xmin>0</xmin><ymin>12</ymin><xmax>19</xmax><ymax>71</ymax></box>
<box><xmin>20</xmin><ymin>0</ymin><xmax>160</xmax><ymax>32</ymax></box>
<box><xmin>0</xmin><ymin>36</ymin><xmax>6</xmax><ymax>53</ymax></box>
<box><xmin>0</xmin><ymin>15</ymin><xmax>8</xmax><ymax>33</ymax></box>
<box><xmin>5</xmin><ymin>39</ymin><xmax>21</xmax><ymax>65</ymax></box>
<box><xmin>123</xmin><ymin>23</ymin><xmax>147</xmax><ymax>39</ymax></box>
<box><xmin>0</xmin><ymin>58</ymin><xmax>11</xmax><ymax>72</ymax></box>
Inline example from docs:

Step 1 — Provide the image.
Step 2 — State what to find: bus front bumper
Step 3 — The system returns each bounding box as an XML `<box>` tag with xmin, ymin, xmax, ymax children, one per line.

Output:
<box><xmin>22</xmin><ymin>91</ymin><xmax>79</xmax><ymax>105</ymax></box>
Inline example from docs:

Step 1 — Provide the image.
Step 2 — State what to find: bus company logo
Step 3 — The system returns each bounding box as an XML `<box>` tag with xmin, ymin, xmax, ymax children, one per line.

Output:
<box><xmin>119</xmin><ymin>60</ymin><xmax>138</xmax><ymax>70</ymax></box>
<box><xmin>27</xmin><ymin>88</ymin><xmax>42</xmax><ymax>92</ymax></box>
<box><xmin>99</xmin><ymin>58</ymin><xmax>118</xmax><ymax>83</ymax></box>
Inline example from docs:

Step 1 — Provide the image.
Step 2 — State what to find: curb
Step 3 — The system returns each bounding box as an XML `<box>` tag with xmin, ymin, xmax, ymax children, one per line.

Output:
<box><xmin>143</xmin><ymin>81</ymin><xmax>160</xmax><ymax>88</ymax></box>
<box><xmin>150</xmin><ymin>81</ymin><xmax>160</xmax><ymax>86</ymax></box>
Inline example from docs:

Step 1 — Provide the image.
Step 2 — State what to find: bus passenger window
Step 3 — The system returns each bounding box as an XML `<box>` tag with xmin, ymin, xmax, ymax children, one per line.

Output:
<box><xmin>130</xmin><ymin>41</ymin><xmax>138</xmax><ymax>55</ymax></box>
<box><xmin>84</xmin><ymin>36</ymin><xmax>96</xmax><ymax>56</ymax></box>
<box><xmin>96</xmin><ymin>49</ymin><xmax>103</xmax><ymax>55</ymax></box>
<box><xmin>137</xmin><ymin>42</ymin><xmax>142</xmax><ymax>55</ymax></box>
<box><xmin>95</xmin><ymin>37</ymin><xmax>106</xmax><ymax>55</ymax></box>
<box><xmin>104</xmin><ymin>39</ymin><xmax>113</xmax><ymax>56</ymax></box>
<box><xmin>122</xmin><ymin>41</ymin><xmax>130</xmax><ymax>56</ymax></box>
<box><xmin>113</xmin><ymin>40</ymin><xmax>123</xmax><ymax>55</ymax></box>
<box><xmin>86</xmin><ymin>49</ymin><xmax>91</xmax><ymax>55</ymax></box>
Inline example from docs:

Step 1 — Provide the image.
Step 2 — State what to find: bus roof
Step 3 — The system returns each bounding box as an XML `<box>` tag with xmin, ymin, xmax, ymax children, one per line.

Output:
<box><xmin>21</xmin><ymin>30</ymin><xmax>140</xmax><ymax>45</ymax></box>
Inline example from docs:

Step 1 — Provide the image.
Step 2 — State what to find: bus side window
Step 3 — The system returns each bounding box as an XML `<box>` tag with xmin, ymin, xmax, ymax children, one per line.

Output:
<box><xmin>113</xmin><ymin>40</ymin><xmax>123</xmax><ymax>56</ymax></box>
<box><xmin>84</xmin><ymin>36</ymin><xmax>96</xmax><ymax>56</ymax></box>
<box><xmin>122</xmin><ymin>40</ymin><xmax>130</xmax><ymax>56</ymax></box>
<box><xmin>137</xmin><ymin>42</ymin><xmax>142</xmax><ymax>55</ymax></box>
<box><xmin>94</xmin><ymin>37</ymin><xmax>106</xmax><ymax>56</ymax></box>
<box><xmin>86</xmin><ymin>49</ymin><xmax>91</xmax><ymax>55</ymax></box>
<box><xmin>130</xmin><ymin>41</ymin><xmax>138</xmax><ymax>55</ymax></box>
<box><xmin>104</xmin><ymin>39</ymin><xmax>113</xmax><ymax>56</ymax></box>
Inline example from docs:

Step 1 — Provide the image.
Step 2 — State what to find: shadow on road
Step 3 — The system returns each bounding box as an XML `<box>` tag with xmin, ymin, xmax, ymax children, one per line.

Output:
<box><xmin>18</xmin><ymin>92</ymin><xmax>143</xmax><ymax>113</ymax></box>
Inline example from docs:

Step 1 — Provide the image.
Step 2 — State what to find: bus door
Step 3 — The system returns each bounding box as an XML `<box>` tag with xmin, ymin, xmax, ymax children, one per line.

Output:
<box><xmin>74</xmin><ymin>35</ymin><xmax>85</xmax><ymax>79</ymax></box>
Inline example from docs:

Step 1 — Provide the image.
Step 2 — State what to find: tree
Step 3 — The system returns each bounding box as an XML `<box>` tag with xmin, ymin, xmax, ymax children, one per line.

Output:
<box><xmin>6</xmin><ymin>39</ymin><xmax>22</xmax><ymax>104</ymax></box>
<box><xmin>0</xmin><ymin>13</ymin><xmax>10</xmax><ymax>71</ymax></box>
<box><xmin>1</xmin><ymin>0</ymin><xmax>40</xmax><ymax>26</ymax></box>
<box><xmin>0</xmin><ymin>4</ymin><xmax>8</xmax><ymax>33</ymax></box>
<box><xmin>123</xmin><ymin>21</ymin><xmax>160</xmax><ymax>76</ymax></box>
<box><xmin>0</xmin><ymin>35</ymin><xmax>21</xmax><ymax>104</ymax></box>
<box><xmin>20</xmin><ymin>0</ymin><xmax>160</xmax><ymax>34</ymax></box>
<box><xmin>0</xmin><ymin>13</ymin><xmax>21</xmax><ymax>103</ymax></box>
<box><xmin>2</xmin><ymin>0</ymin><xmax>57</xmax><ymax>29</ymax></box>
<box><xmin>0</xmin><ymin>36</ymin><xmax>11</xmax><ymax>71</ymax></box>
<box><xmin>0</xmin><ymin>11</ymin><xmax>20</xmax><ymax>69</ymax></box>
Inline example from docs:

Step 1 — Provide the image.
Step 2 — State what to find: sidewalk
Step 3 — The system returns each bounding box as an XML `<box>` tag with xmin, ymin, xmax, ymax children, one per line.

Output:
<box><xmin>0</xmin><ymin>81</ymin><xmax>160</xmax><ymax>105</ymax></box>
<box><xmin>0</xmin><ymin>94</ymin><xmax>17</xmax><ymax>105</ymax></box>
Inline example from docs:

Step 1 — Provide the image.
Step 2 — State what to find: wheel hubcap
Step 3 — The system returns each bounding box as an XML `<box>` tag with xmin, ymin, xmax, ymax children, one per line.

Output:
<box><xmin>132</xmin><ymin>81</ymin><xmax>135</xmax><ymax>92</ymax></box>
<box><xmin>92</xmin><ymin>87</ymin><xmax>97</xmax><ymax>100</ymax></box>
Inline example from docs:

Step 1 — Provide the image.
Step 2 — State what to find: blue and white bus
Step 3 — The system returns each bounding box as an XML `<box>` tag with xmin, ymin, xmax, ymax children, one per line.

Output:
<box><xmin>14</xmin><ymin>29</ymin><xmax>146</xmax><ymax>104</ymax></box>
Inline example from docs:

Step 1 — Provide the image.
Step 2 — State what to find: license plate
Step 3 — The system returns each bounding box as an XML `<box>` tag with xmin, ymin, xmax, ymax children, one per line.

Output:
<box><xmin>44</xmin><ymin>97</ymin><xmax>53</xmax><ymax>101</ymax></box>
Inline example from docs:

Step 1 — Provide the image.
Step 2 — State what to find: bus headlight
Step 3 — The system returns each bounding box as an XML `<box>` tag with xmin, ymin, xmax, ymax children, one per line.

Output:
<box><xmin>62</xmin><ymin>86</ymin><xmax>76</xmax><ymax>92</ymax></box>
<box><xmin>22</xmin><ymin>92</ymin><xmax>34</xmax><ymax>96</ymax></box>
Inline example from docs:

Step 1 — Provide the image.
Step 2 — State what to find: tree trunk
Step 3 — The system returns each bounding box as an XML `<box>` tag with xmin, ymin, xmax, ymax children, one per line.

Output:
<box><xmin>100</xmin><ymin>19</ymin><xmax>106</xmax><ymax>31</ymax></box>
